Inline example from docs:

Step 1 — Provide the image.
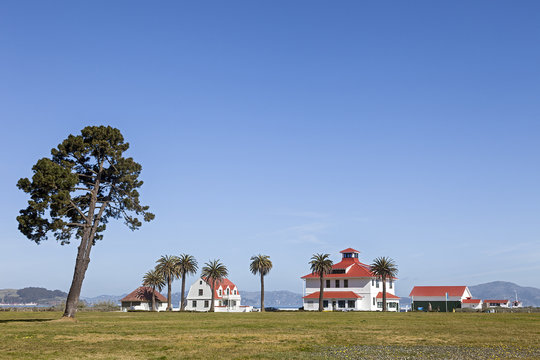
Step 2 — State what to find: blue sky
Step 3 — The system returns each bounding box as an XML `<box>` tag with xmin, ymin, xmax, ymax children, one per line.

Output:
<box><xmin>1</xmin><ymin>1</ymin><xmax>539</xmax><ymax>297</ymax></box>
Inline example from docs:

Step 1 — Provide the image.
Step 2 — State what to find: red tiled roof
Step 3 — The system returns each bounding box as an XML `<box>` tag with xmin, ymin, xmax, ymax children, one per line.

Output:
<box><xmin>462</xmin><ymin>299</ymin><xmax>482</xmax><ymax>304</ymax></box>
<box><xmin>303</xmin><ymin>291</ymin><xmax>362</xmax><ymax>299</ymax></box>
<box><xmin>340</xmin><ymin>248</ymin><xmax>360</xmax><ymax>253</ymax></box>
<box><xmin>375</xmin><ymin>292</ymin><xmax>400</xmax><ymax>299</ymax></box>
<box><xmin>120</xmin><ymin>286</ymin><xmax>167</xmax><ymax>302</ymax></box>
<box><xmin>302</xmin><ymin>261</ymin><xmax>374</xmax><ymax>279</ymax></box>
<box><xmin>409</xmin><ymin>286</ymin><xmax>468</xmax><ymax>297</ymax></box>
<box><xmin>484</xmin><ymin>299</ymin><xmax>509</xmax><ymax>304</ymax></box>
<box><xmin>203</xmin><ymin>277</ymin><xmax>238</xmax><ymax>298</ymax></box>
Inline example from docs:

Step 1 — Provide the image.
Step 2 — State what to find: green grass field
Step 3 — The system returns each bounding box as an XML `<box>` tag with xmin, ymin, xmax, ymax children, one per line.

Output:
<box><xmin>1</xmin><ymin>311</ymin><xmax>539</xmax><ymax>359</ymax></box>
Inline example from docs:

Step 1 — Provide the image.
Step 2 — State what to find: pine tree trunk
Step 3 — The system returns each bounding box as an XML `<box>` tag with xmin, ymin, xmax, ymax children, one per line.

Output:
<box><xmin>382</xmin><ymin>276</ymin><xmax>387</xmax><ymax>312</ymax></box>
<box><xmin>167</xmin><ymin>276</ymin><xmax>172</xmax><ymax>311</ymax></box>
<box><xmin>63</xmin><ymin>231</ymin><xmax>93</xmax><ymax>318</ymax></box>
<box><xmin>180</xmin><ymin>273</ymin><xmax>186</xmax><ymax>311</ymax></box>
<box><xmin>260</xmin><ymin>273</ymin><xmax>265</xmax><ymax>312</ymax></box>
<box><xmin>318</xmin><ymin>274</ymin><xmax>324</xmax><ymax>312</ymax></box>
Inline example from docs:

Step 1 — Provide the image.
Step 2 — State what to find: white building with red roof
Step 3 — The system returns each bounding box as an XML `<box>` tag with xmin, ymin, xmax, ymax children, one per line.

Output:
<box><xmin>185</xmin><ymin>277</ymin><xmax>252</xmax><ymax>312</ymax></box>
<box><xmin>120</xmin><ymin>286</ymin><xmax>168</xmax><ymax>311</ymax></box>
<box><xmin>409</xmin><ymin>286</ymin><xmax>472</xmax><ymax>311</ymax></box>
<box><xmin>301</xmin><ymin>248</ymin><xmax>399</xmax><ymax>311</ymax></box>
<box><xmin>462</xmin><ymin>298</ymin><xmax>483</xmax><ymax>310</ymax></box>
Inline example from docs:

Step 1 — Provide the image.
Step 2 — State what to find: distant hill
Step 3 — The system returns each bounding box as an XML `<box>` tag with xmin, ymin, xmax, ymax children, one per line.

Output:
<box><xmin>0</xmin><ymin>287</ymin><xmax>67</xmax><ymax>305</ymax></box>
<box><xmin>469</xmin><ymin>281</ymin><xmax>540</xmax><ymax>307</ymax></box>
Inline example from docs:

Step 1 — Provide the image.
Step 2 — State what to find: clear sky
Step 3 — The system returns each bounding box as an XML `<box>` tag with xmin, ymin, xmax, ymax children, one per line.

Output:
<box><xmin>1</xmin><ymin>1</ymin><xmax>539</xmax><ymax>298</ymax></box>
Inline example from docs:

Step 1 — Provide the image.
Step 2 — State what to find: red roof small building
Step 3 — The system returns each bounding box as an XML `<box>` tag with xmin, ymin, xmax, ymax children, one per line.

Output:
<box><xmin>409</xmin><ymin>286</ymin><xmax>473</xmax><ymax>312</ymax></box>
<box><xmin>301</xmin><ymin>248</ymin><xmax>399</xmax><ymax>311</ymax></box>
<box><xmin>120</xmin><ymin>286</ymin><xmax>167</xmax><ymax>312</ymax></box>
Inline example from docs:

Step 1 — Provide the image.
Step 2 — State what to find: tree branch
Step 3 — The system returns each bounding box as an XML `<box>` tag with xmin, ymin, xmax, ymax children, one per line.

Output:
<box><xmin>70</xmin><ymin>200</ymin><xmax>87</xmax><ymax>220</ymax></box>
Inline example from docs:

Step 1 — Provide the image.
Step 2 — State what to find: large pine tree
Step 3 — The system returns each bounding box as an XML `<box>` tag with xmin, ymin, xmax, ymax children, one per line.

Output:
<box><xmin>17</xmin><ymin>126</ymin><xmax>154</xmax><ymax>318</ymax></box>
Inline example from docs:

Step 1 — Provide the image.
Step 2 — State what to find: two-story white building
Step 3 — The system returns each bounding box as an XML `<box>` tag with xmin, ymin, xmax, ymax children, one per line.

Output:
<box><xmin>185</xmin><ymin>277</ymin><xmax>252</xmax><ymax>312</ymax></box>
<box><xmin>301</xmin><ymin>248</ymin><xmax>399</xmax><ymax>311</ymax></box>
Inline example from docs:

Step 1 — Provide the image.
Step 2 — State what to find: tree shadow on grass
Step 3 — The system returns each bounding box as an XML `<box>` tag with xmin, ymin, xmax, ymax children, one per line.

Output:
<box><xmin>0</xmin><ymin>319</ymin><xmax>53</xmax><ymax>323</ymax></box>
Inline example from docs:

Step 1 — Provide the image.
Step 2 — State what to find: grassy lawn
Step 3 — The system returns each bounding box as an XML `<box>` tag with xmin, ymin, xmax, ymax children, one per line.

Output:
<box><xmin>0</xmin><ymin>311</ymin><xmax>538</xmax><ymax>359</ymax></box>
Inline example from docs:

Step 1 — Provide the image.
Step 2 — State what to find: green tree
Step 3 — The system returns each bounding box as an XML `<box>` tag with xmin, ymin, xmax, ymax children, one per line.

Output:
<box><xmin>142</xmin><ymin>269</ymin><xmax>165</xmax><ymax>311</ymax></box>
<box><xmin>177</xmin><ymin>254</ymin><xmax>198</xmax><ymax>311</ymax></box>
<box><xmin>156</xmin><ymin>255</ymin><xmax>181</xmax><ymax>311</ymax></box>
<box><xmin>201</xmin><ymin>259</ymin><xmax>228</xmax><ymax>312</ymax></box>
<box><xmin>16</xmin><ymin>126</ymin><xmax>154</xmax><ymax>318</ymax></box>
<box><xmin>309</xmin><ymin>253</ymin><xmax>333</xmax><ymax>312</ymax></box>
<box><xmin>249</xmin><ymin>254</ymin><xmax>273</xmax><ymax>312</ymax></box>
<box><xmin>370</xmin><ymin>256</ymin><xmax>398</xmax><ymax>312</ymax></box>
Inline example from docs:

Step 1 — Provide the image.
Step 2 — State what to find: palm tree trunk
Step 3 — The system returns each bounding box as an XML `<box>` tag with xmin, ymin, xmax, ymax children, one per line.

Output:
<box><xmin>210</xmin><ymin>280</ymin><xmax>215</xmax><ymax>312</ymax></box>
<box><xmin>260</xmin><ymin>273</ymin><xmax>265</xmax><ymax>312</ymax></box>
<box><xmin>180</xmin><ymin>273</ymin><xmax>186</xmax><ymax>311</ymax></box>
<box><xmin>318</xmin><ymin>274</ymin><xmax>324</xmax><ymax>312</ymax></box>
<box><xmin>167</xmin><ymin>276</ymin><xmax>172</xmax><ymax>311</ymax></box>
<box><xmin>152</xmin><ymin>286</ymin><xmax>156</xmax><ymax>311</ymax></box>
<box><xmin>382</xmin><ymin>276</ymin><xmax>387</xmax><ymax>312</ymax></box>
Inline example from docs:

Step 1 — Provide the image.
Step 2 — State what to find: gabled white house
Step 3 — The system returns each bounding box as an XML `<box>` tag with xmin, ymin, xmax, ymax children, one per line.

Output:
<box><xmin>185</xmin><ymin>277</ymin><xmax>252</xmax><ymax>312</ymax></box>
<box><xmin>120</xmin><ymin>286</ymin><xmax>168</xmax><ymax>311</ymax></box>
<box><xmin>301</xmin><ymin>248</ymin><xmax>399</xmax><ymax>311</ymax></box>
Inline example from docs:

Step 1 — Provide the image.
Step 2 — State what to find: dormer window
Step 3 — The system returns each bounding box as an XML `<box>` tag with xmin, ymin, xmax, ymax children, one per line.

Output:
<box><xmin>219</xmin><ymin>289</ymin><xmax>222</xmax><ymax>296</ymax></box>
<box><xmin>227</xmin><ymin>289</ymin><xmax>230</xmax><ymax>295</ymax></box>
<box><xmin>234</xmin><ymin>290</ymin><xmax>237</xmax><ymax>295</ymax></box>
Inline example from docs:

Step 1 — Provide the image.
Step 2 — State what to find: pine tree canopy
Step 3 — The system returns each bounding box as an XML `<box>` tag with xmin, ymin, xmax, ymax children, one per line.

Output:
<box><xmin>16</xmin><ymin>125</ymin><xmax>155</xmax><ymax>245</ymax></box>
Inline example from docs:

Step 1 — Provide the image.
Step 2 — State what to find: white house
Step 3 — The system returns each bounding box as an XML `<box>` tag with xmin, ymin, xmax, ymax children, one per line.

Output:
<box><xmin>409</xmin><ymin>286</ymin><xmax>472</xmax><ymax>311</ymax></box>
<box><xmin>484</xmin><ymin>299</ymin><xmax>510</xmax><ymax>308</ymax></box>
<box><xmin>185</xmin><ymin>277</ymin><xmax>252</xmax><ymax>312</ymax></box>
<box><xmin>461</xmin><ymin>298</ymin><xmax>483</xmax><ymax>310</ymax></box>
<box><xmin>301</xmin><ymin>248</ymin><xmax>399</xmax><ymax>311</ymax></box>
<box><xmin>120</xmin><ymin>286</ymin><xmax>168</xmax><ymax>311</ymax></box>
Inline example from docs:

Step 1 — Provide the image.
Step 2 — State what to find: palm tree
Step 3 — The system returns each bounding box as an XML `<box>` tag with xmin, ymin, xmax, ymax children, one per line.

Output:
<box><xmin>370</xmin><ymin>256</ymin><xmax>398</xmax><ymax>312</ymax></box>
<box><xmin>142</xmin><ymin>268</ymin><xmax>165</xmax><ymax>311</ymax></box>
<box><xmin>250</xmin><ymin>254</ymin><xmax>273</xmax><ymax>312</ymax></box>
<box><xmin>309</xmin><ymin>253</ymin><xmax>333</xmax><ymax>312</ymax></box>
<box><xmin>155</xmin><ymin>255</ymin><xmax>181</xmax><ymax>311</ymax></box>
<box><xmin>177</xmin><ymin>254</ymin><xmax>198</xmax><ymax>311</ymax></box>
<box><xmin>201</xmin><ymin>259</ymin><xmax>228</xmax><ymax>312</ymax></box>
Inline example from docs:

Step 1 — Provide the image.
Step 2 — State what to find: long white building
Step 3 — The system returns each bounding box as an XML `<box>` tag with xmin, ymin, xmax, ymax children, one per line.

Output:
<box><xmin>301</xmin><ymin>248</ymin><xmax>399</xmax><ymax>311</ymax></box>
<box><xmin>185</xmin><ymin>277</ymin><xmax>252</xmax><ymax>312</ymax></box>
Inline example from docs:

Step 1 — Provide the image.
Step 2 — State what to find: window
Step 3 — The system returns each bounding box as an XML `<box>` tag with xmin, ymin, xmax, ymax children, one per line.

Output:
<box><xmin>200</xmin><ymin>280</ymin><xmax>203</xmax><ymax>285</ymax></box>
<box><xmin>343</xmin><ymin>253</ymin><xmax>352</xmax><ymax>258</ymax></box>
<box><xmin>198</xmin><ymin>289</ymin><xmax>203</xmax><ymax>296</ymax></box>
<box><xmin>377</xmin><ymin>302</ymin><xmax>382</xmax><ymax>308</ymax></box>
<box><xmin>326</xmin><ymin>279</ymin><xmax>330</xmax><ymax>288</ymax></box>
<box><xmin>373</xmin><ymin>297</ymin><xmax>375</xmax><ymax>306</ymax></box>
<box><xmin>376</xmin><ymin>280</ymin><xmax>380</xmax><ymax>288</ymax></box>
<box><xmin>344</xmin><ymin>280</ymin><xmax>348</xmax><ymax>288</ymax></box>
<box><xmin>219</xmin><ymin>289</ymin><xmax>222</xmax><ymax>296</ymax></box>
<box><xmin>338</xmin><ymin>300</ymin><xmax>345</xmax><ymax>308</ymax></box>
<box><xmin>204</xmin><ymin>300</ymin><xmax>209</xmax><ymax>308</ymax></box>
<box><xmin>371</xmin><ymin>279</ymin><xmax>374</xmax><ymax>286</ymax></box>
<box><xmin>323</xmin><ymin>300</ymin><xmax>329</xmax><ymax>308</ymax></box>
<box><xmin>192</xmin><ymin>300</ymin><xmax>197</xmax><ymax>308</ymax></box>
<box><xmin>331</xmin><ymin>269</ymin><xmax>346</xmax><ymax>274</ymax></box>
<box><xmin>389</xmin><ymin>281</ymin><xmax>393</xmax><ymax>289</ymax></box>
<box><xmin>227</xmin><ymin>289</ymin><xmax>230</xmax><ymax>295</ymax></box>
<box><xmin>335</xmin><ymin>280</ymin><xmax>340</xmax><ymax>288</ymax></box>
<box><xmin>389</xmin><ymin>302</ymin><xmax>397</xmax><ymax>308</ymax></box>
<box><xmin>234</xmin><ymin>290</ymin><xmax>237</xmax><ymax>295</ymax></box>
<box><xmin>348</xmin><ymin>300</ymin><xmax>355</xmax><ymax>308</ymax></box>
<box><xmin>219</xmin><ymin>301</ymin><xmax>222</xmax><ymax>306</ymax></box>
